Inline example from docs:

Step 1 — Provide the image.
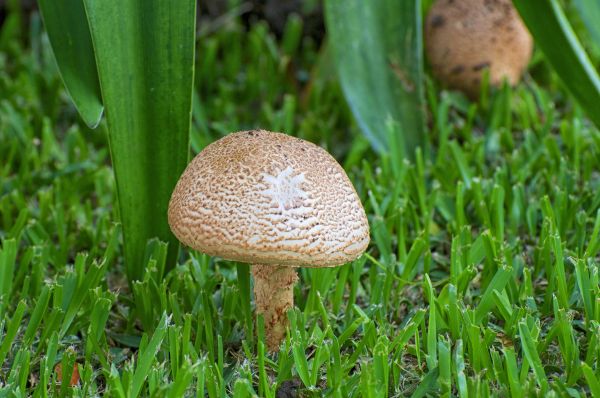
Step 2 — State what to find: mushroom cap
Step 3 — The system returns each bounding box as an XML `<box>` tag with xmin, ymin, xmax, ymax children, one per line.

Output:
<box><xmin>425</xmin><ymin>0</ymin><xmax>533</xmax><ymax>98</ymax></box>
<box><xmin>168</xmin><ymin>130</ymin><xmax>370</xmax><ymax>267</ymax></box>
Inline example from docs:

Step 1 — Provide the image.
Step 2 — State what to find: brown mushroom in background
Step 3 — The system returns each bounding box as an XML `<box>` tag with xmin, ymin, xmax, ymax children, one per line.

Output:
<box><xmin>425</xmin><ymin>0</ymin><xmax>533</xmax><ymax>98</ymax></box>
<box><xmin>168</xmin><ymin>130</ymin><xmax>370</xmax><ymax>351</ymax></box>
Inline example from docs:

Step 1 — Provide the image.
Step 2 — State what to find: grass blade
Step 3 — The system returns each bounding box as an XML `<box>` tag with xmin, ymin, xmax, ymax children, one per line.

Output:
<box><xmin>513</xmin><ymin>0</ymin><xmax>600</xmax><ymax>128</ymax></box>
<box><xmin>37</xmin><ymin>0</ymin><xmax>103</xmax><ymax>127</ymax></box>
<box><xmin>474</xmin><ymin>265</ymin><xmax>512</xmax><ymax>323</ymax></box>
<box><xmin>83</xmin><ymin>0</ymin><xmax>197</xmax><ymax>280</ymax></box>
<box><xmin>503</xmin><ymin>347</ymin><xmax>523</xmax><ymax>398</ymax></box>
<box><xmin>166</xmin><ymin>361</ymin><xmax>195</xmax><ymax>398</ymax></box>
<box><xmin>518</xmin><ymin>321</ymin><xmax>548</xmax><ymax>392</ymax></box>
<box><xmin>0</xmin><ymin>300</ymin><xmax>26</xmax><ymax>365</ymax></box>
<box><xmin>130</xmin><ymin>313</ymin><xmax>170</xmax><ymax>397</ymax></box>
<box><xmin>292</xmin><ymin>337</ymin><xmax>311</xmax><ymax>388</ymax></box>
<box><xmin>454</xmin><ymin>340</ymin><xmax>468</xmax><ymax>398</ymax></box>
<box><xmin>373</xmin><ymin>336</ymin><xmax>390</xmax><ymax>395</ymax></box>
<box><xmin>438</xmin><ymin>337</ymin><xmax>451</xmax><ymax>396</ymax></box>
<box><xmin>581</xmin><ymin>362</ymin><xmax>600</xmax><ymax>397</ymax></box>
<box><xmin>424</xmin><ymin>274</ymin><xmax>437</xmax><ymax>370</ymax></box>
<box><xmin>585</xmin><ymin>210</ymin><xmax>600</xmax><ymax>259</ymax></box>
<box><xmin>324</xmin><ymin>0</ymin><xmax>425</xmax><ymax>155</ymax></box>
<box><xmin>551</xmin><ymin>233</ymin><xmax>569</xmax><ymax>309</ymax></box>
<box><xmin>410</xmin><ymin>368</ymin><xmax>439</xmax><ymax>398</ymax></box>
<box><xmin>0</xmin><ymin>239</ymin><xmax>17</xmax><ymax>317</ymax></box>
<box><xmin>22</xmin><ymin>285</ymin><xmax>51</xmax><ymax>346</ymax></box>
<box><xmin>236</xmin><ymin>263</ymin><xmax>254</xmax><ymax>343</ymax></box>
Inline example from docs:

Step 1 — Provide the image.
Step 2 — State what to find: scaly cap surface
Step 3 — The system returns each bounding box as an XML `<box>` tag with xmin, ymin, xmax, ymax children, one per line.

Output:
<box><xmin>168</xmin><ymin>130</ymin><xmax>370</xmax><ymax>267</ymax></box>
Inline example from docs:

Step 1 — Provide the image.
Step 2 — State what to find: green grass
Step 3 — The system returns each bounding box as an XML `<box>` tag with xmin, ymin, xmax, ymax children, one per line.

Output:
<box><xmin>2</xmin><ymin>8</ymin><xmax>600</xmax><ymax>397</ymax></box>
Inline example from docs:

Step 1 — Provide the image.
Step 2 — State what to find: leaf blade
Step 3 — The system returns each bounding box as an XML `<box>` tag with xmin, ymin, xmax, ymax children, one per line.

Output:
<box><xmin>513</xmin><ymin>0</ymin><xmax>600</xmax><ymax>128</ymax></box>
<box><xmin>83</xmin><ymin>0</ymin><xmax>196</xmax><ymax>280</ymax></box>
<box><xmin>324</xmin><ymin>0</ymin><xmax>426</xmax><ymax>155</ymax></box>
<box><xmin>573</xmin><ymin>0</ymin><xmax>600</xmax><ymax>47</ymax></box>
<box><xmin>37</xmin><ymin>0</ymin><xmax>103</xmax><ymax>128</ymax></box>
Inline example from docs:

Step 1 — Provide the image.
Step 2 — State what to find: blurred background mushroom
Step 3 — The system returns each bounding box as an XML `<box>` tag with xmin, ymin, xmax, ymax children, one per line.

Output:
<box><xmin>424</xmin><ymin>0</ymin><xmax>533</xmax><ymax>98</ymax></box>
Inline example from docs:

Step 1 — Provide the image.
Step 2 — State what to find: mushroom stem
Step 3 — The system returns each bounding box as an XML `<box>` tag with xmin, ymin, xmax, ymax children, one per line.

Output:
<box><xmin>251</xmin><ymin>264</ymin><xmax>298</xmax><ymax>352</ymax></box>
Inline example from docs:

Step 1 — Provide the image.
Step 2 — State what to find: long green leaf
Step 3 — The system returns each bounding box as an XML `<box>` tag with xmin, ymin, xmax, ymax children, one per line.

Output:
<box><xmin>324</xmin><ymin>0</ymin><xmax>425</xmax><ymax>155</ymax></box>
<box><xmin>513</xmin><ymin>0</ymin><xmax>600</xmax><ymax>128</ymax></box>
<box><xmin>37</xmin><ymin>0</ymin><xmax>103</xmax><ymax>128</ymax></box>
<box><xmin>573</xmin><ymin>0</ymin><xmax>600</xmax><ymax>47</ymax></box>
<box><xmin>84</xmin><ymin>0</ymin><xmax>196</xmax><ymax>281</ymax></box>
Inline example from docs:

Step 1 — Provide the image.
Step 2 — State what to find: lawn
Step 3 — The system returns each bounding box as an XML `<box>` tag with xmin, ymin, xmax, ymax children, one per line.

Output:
<box><xmin>1</xmin><ymin>3</ymin><xmax>600</xmax><ymax>398</ymax></box>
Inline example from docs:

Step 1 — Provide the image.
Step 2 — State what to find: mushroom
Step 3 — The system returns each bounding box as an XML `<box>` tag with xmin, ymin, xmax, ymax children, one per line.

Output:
<box><xmin>424</xmin><ymin>0</ymin><xmax>533</xmax><ymax>98</ymax></box>
<box><xmin>168</xmin><ymin>130</ymin><xmax>370</xmax><ymax>351</ymax></box>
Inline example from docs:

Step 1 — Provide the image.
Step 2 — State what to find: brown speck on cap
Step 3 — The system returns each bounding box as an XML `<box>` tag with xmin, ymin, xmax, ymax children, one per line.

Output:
<box><xmin>424</xmin><ymin>0</ymin><xmax>532</xmax><ymax>98</ymax></box>
<box><xmin>168</xmin><ymin>130</ymin><xmax>370</xmax><ymax>268</ymax></box>
<box><xmin>430</xmin><ymin>14</ymin><xmax>446</xmax><ymax>28</ymax></box>
<box><xmin>451</xmin><ymin>65</ymin><xmax>465</xmax><ymax>75</ymax></box>
<box><xmin>472</xmin><ymin>61</ymin><xmax>490</xmax><ymax>71</ymax></box>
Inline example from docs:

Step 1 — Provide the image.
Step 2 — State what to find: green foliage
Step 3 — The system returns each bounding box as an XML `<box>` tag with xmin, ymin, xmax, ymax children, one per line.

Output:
<box><xmin>38</xmin><ymin>0</ymin><xmax>197</xmax><ymax>281</ymax></box>
<box><xmin>573</xmin><ymin>0</ymin><xmax>600</xmax><ymax>47</ymax></box>
<box><xmin>2</xmin><ymin>5</ymin><xmax>600</xmax><ymax>397</ymax></box>
<box><xmin>513</xmin><ymin>0</ymin><xmax>600</xmax><ymax>128</ymax></box>
<box><xmin>83</xmin><ymin>0</ymin><xmax>196</xmax><ymax>281</ymax></box>
<box><xmin>37</xmin><ymin>0</ymin><xmax>103</xmax><ymax>128</ymax></box>
<box><xmin>324</xmin><ymin>0</ymin><xmax>425</xmax><ymax>157</ymax></box>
